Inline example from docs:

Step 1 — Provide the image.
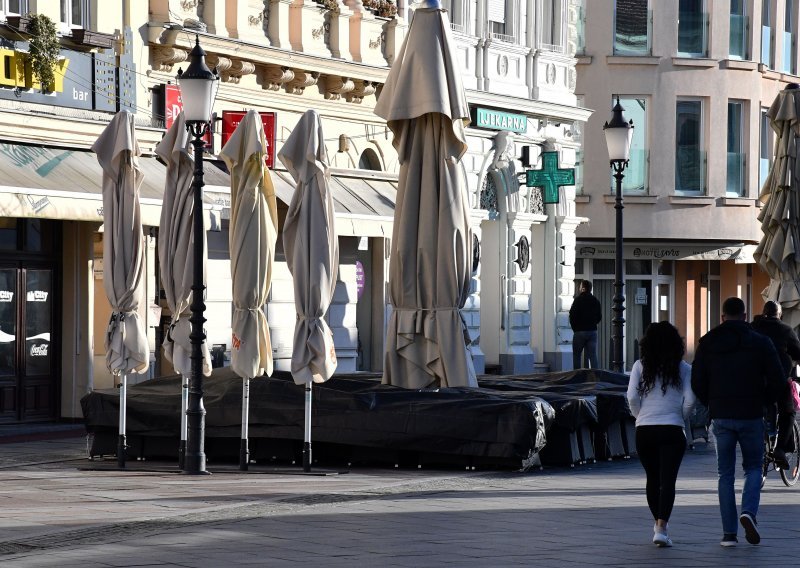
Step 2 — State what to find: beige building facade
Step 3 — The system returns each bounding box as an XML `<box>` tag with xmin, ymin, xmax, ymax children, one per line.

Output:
<box><xmin>574</xmin><ymin>0</ymin><xmax>793</xmax><ymax>367</ymax></box>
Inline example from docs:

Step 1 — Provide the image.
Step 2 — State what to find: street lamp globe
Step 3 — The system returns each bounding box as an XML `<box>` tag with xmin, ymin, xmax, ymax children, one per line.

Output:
<box><xmin>177</xmin><ymin>35</ymin><xmax>219</xmax><ymax>124</ymax></box>
<box><xmin>603</xmin><ymin>97</ymin><xmax>634</xmax><ymax>164</ymax></box>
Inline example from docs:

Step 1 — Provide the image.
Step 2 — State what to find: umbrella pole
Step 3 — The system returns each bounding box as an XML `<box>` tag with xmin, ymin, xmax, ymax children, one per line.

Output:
<box><xmin>240</xmin><ymin>377</ymin><xmax>250</xmax><ymax>471</ymax></box>
<box><xmin>179</xmin><ymin>374</ymin><xmax>189</xmax><ymax>470</ymax></box>
<box><xmin>117</xmin><ymin>372</ymin><xmax>127</xmax><ymax>469</ymax></box>
<box><xmin>303</xmin><ymin>382</ymin><xmax>312</xmax><ymax>472</ymax></box>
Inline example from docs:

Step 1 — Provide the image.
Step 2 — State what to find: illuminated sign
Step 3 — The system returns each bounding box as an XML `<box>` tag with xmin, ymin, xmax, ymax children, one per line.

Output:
<box><xmin>473</xmin><ymin>107</ymin><xmax>527</xmax><ymax>133</ymax></box>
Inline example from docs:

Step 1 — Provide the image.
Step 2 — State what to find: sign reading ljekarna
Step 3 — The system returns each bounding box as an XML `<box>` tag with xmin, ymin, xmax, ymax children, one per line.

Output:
<box><xmin>474</xmin><ymin>107</ymin><xmax>528</xmax><ymax>133</ymax></box>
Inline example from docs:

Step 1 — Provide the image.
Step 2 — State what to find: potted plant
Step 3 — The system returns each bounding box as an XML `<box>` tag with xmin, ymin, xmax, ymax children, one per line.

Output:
<box><xmin>315</xmin><ymin>0</ymin><xmax>340</xmax><ymax>13</ymax></box>
<box><xmin>363</xmin><ymin>0</ymin><xmax>396</xmax><ymax>18</ymax></box>
<box><xmin>27</xmin><ymin>13</ymin><xmax>60</xmax><ymax>93</ymax></box>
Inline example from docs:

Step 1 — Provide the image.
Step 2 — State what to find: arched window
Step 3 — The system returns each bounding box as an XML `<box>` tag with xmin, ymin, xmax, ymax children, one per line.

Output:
<box><xmin>358</xmin><ymin>148</ymin><xmax>382</xmax><ymax>171</ymax></box>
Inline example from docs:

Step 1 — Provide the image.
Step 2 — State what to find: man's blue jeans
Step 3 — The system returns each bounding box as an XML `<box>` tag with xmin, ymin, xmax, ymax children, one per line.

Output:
<box><xmin>572</xmin><ymin>331</ymin><xmax>599</xmax><ymax>370</ymax></box>
<box><xmin>711</xmin><ymin>418</ymin><xmax>765</xmax><ymax>535</ymax></box>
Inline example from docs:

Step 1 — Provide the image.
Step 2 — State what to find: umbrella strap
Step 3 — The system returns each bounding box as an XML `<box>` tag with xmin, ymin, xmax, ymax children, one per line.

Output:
<box><xmin>392</xmin><ymin>307</ymin><xmax>459</xmax><ymax>312</ymax></box>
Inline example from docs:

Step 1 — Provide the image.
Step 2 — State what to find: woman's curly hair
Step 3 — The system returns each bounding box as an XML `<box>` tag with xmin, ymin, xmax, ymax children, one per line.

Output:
<box><xmin>637</xmin><ymin>321</ymin><xmax>685</xmax><ymax>396</ymax></box>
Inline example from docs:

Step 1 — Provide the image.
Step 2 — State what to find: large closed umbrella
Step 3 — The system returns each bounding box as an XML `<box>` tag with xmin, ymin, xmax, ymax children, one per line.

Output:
<box><xmin>155</xmin><ymin>111</ymin><xmax>212</xmax><ymax>469</ymax></box>
<box><xmin>755</xmin><ymin>83</ymin><xmax>800</xmax><ymax>328</ymax></box>
<box><xmin>92</xmin><ymin>110</ymin><xmax>150</xmax><ymax>468</ymax></box>
<box><xmin>279</xmin><ymin>109</ymin><xmax>339</xmax><ymax>472</ymax></box>
<box><xmin>374</xmin><ymin>1</ymin><xmax>477</xmax><ymax>388</ymax></box>
<box><xmin>220</xmin><ymin>110</ymin><xmax>278</xmax><ymax>470</ymax></box>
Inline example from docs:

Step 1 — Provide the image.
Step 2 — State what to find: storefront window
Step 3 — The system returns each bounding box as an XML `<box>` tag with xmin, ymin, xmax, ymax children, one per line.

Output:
<box><xmin>0</xmin><ymin>269</ymin><xmax>16</xmax><ymax>377</ymax></box>
<box><xmin>657</xmin><ymin>260</ymin><xmax>673</xmax><ymax>275</ymax></box>
<box><xmin>25</xmin><ymin>270</ymin><xmax>52</xmax><ymax>376</ymax></box>
<box><xmin>0</xmin><ymin>218</ymin><xmax>16</xmax><ymax>250</ymax></box>
<box><xmin>625</xmin><ymin>260</ymin><xmax>652</xmax><ymax>275</ymax></box>
<box><xmin>593</xmin><ymin>259</ymin><xmax>615</xmax><ymax>274</ymax></box>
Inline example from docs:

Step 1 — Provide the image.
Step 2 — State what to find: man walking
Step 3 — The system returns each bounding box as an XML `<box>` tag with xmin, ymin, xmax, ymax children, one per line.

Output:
<box><xmin>569</xmin><ymin>280</ymin><xmax>602</xmax><ymax>370</ymax></box>
<box><xmin>691</xmin><ymin>297</ymin><xmax>786</xmax><ymax>547</ymax></box>
<box><xmin>751</xmin><ymin>300</ymin><xmax>800</xmax><ymax>470</ymax></box>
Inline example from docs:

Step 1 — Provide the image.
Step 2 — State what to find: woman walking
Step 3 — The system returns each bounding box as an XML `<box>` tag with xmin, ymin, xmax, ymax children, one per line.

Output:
<box><xmin>626</xmin><ymin>321</ymin><xmax>696</xmax><ymax>547</ymax></box>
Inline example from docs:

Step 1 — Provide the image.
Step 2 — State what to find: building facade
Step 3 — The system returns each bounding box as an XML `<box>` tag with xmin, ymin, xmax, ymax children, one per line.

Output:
<box><xmin>574</xmin><ymin>0</ymin><xmax>791</xmax><ymax>367</ymax></box>
<box><xmin>0</xmin><ymin>0</ymin><xmax>587</xmax><ymax>425</ymax></box>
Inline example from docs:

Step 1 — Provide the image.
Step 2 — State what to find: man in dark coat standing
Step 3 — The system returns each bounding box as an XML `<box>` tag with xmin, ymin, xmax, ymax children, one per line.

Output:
<box><xmin>692</xmin><ymin>297</ymin><xmax>786</xmax><ymax>547</ymax></box>
<box><xmin>569</xmin><ymin>280</ymin><xmax>602</xmax><ymax>370</ymax></box>
<box><xmin>751</xmin><ymin>300</ymin><xmax>800</xmax><ymax>469</ymax></box>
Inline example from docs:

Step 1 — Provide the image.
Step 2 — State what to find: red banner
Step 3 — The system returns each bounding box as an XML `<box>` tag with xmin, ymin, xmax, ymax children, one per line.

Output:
<box><xmin>221</xmin><ymin>111</ymin><xmax>277</xmax><ymax>169</ymax></box>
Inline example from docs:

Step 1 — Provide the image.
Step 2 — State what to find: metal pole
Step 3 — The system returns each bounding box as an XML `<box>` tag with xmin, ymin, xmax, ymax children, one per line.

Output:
<box><xmin>240</xmin><ymin>377</ymin><xmax>250</xmax><ymax>471</ymax></box>
<box><xmin>117</xmin><ymin>372</ymin><xmax>126</xmax><ymax>468</ymax></box>
<box><xmin>179</xmin><ymin>374</ymin><xmax>188</xmax><ymax>470</ymax></box>
<box><xmin>611</xmin><ymin>161</ymin><xmax>627</xmax><ymax>373</ymax></box>
<box><xmin>303</xmin><ymin>383</ymin><xmax>312</xmax><ymax>472</ymax></box>
<box><xmin>184</xmin><ymin>123</ymin><xmax>208</xmax><ymax>474</ymax></box>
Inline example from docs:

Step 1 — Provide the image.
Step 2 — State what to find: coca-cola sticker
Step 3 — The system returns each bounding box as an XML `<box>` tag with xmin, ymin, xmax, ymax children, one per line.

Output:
<box><xmin>30</xmin><ymin>344</ymin><xmax>48</xmax><ymax>357</ymax></box>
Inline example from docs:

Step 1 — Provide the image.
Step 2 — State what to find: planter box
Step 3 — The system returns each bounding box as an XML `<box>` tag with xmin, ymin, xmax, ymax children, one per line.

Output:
<box><xmin>70</xmin><ymin>28</ymin><xmax>115</xmax><ymax>49</ymax></box>
<box><xmin>5</xmin><ymin>16</ymin><xmax>31</xmax><ymax>33</ymax></box>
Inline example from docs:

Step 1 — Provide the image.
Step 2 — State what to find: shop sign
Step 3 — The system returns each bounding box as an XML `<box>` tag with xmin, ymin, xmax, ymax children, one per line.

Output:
<box><xmin>577</xmin><ymin>244</ymin><xmax>750</xmax><ymax>262</ymax></box>
<box><xmin>221</xmin><ymin>111</ymin><xmax>277</xmax><ymax>169</ymax></box>
<box><xmin>0</xmin><ymin>291</ymin><xmax>12</xmax><ymax>302</ymax></box>
<box><xmin>0</xmin><ymin>44</ymin><xmax>105</xmax><ymax>111</ymax></box>
<box><xmin>355</xmin><ymin>260</ymin><xmax>365</xmax><ymax>300</ymax></box>
<box><xmin>26</xmin><ymin>291</ymin><xmax>48</xmax><ymax>302</ymax></box>
<box><xmin>473</xmin><ymin>107</ymin><xmax>527</xmax><ymax>133</ymax></box>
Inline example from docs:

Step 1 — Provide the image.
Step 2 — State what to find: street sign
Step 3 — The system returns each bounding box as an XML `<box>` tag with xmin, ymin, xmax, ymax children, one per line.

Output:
<box><xmin>525</xmin><ymin>151</ymin><xmax>575</xmax><ymax>204</ymax></box>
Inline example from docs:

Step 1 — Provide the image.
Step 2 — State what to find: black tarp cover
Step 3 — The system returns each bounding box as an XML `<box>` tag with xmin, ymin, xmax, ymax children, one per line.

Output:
<box><xmin>82</xmin><ymin>369</ymin><xmax>555</xmax><ymax>465</ymax></box>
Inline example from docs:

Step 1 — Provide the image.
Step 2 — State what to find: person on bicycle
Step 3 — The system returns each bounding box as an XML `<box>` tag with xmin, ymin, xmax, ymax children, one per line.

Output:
<box><xmin>691</xmin><ymin>297</ymin><xmax>785</xmax><ymax>547</ymax></box>
<box><xmin>751</xmin><ymin>300</ymin><xmax>800</xmax><ymax>470</ymax></box>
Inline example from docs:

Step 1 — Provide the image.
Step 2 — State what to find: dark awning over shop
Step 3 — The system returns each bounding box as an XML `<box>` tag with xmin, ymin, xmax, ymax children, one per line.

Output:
<box><xmin>0</xmin><ymin>142</ymin><xmax>231</xmax><ymax>226</ymax></box>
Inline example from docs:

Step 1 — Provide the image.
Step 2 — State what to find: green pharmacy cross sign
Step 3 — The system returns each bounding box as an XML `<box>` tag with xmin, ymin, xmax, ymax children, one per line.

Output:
<box><xmin>526</xmin><ymin>151</ymin><xmax>575</xmax><ymax>204</ymax></box>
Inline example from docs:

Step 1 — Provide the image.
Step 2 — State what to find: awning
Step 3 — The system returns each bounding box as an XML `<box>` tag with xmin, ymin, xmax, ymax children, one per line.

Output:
<box><xmin>576</xmin><ymin>241</ymin><xmax>757</xmax><ymax>263</ymax></box>
<box><xmin>0</xmin><ymin>142</ymin><xmax>230</xmax><ymax>227</ymax></box>
<box><xmin>204</xmin><ymin>167</ymin><xmax>398</xmax><ymax>237</ymax></box>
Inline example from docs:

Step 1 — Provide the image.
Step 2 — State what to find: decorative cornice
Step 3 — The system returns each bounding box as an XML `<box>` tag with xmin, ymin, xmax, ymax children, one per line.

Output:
<box><xmin>286</xmin><ymin>70</ymin><xmax>320</xmax><ymax>94</ymax></box>
<box><xmin>206</xmin><ymin>54</ymin><xmax>233</xmax><ymax>77</ymax></box>
<box><xmin>324</xmin><ymin>75</ymin><xmax>355</xmax><ymax>100</ymax></box>
<box><xmin>262</xmin><ymin>65</ymin><xmax>295</xmax><ymax>91</ymax></box>
<box><xmin>345</xmin><ymin>79</ymin><xmax>378</xmax><ymax>103</ymax></box>
<box><xmin>225</xmin><ymin>59</ymin><xmax>256</xmax><ymax>84</ymax></box>
<box><xmin>151</xmin><ymin>46</ymin><xmax>188</xmax><ymax>71</ymax></box>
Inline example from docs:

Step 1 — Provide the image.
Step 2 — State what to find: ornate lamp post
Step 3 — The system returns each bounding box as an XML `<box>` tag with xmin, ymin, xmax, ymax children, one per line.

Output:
<box><xmin>177</xmin><ymin>35</ymin><xmax>219</xmax><ymax>474</ymax></box>
<box><xmin>603</xmin><ymin>97</ymin><xmax>634</xmax><ymax>374</ymax></box>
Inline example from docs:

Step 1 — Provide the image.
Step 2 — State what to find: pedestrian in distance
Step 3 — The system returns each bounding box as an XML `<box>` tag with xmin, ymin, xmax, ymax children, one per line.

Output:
<box><xmin>569</xmin><ymin>279</ymin><xmax>602</xmax><ymax>370</ymax></box>
<box><xmin>691</xmin><ymin>297</ymin><xmax>786</xmax><ymax>547</ymax></box>
<box><xmin>626</xmin><ymin>321</ymin><xmax>695</xmax><ymax>548</ymax></box>
<box><xmin>751</xmin><ymin>300</ymin><xmax>800</xmax><ymax>470</ymax></box>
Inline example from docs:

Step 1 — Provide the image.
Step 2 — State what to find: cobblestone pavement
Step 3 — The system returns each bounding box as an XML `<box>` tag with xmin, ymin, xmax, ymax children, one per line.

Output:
<box><xmin>0</xmin><ymin>435</ymin><xmax>797</xmax><ymax>567</ymax></box>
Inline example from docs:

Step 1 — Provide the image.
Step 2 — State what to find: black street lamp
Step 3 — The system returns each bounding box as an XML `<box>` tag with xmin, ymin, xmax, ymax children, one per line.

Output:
<box><xmin>603</xmin><ymin>97</ymin><xmax>634</xmax><ymax>374</ymax></box>
<box><xmin>177</xmin><ymin>35</ymin><xmax>219</xmax><ymax>474</ymax></box>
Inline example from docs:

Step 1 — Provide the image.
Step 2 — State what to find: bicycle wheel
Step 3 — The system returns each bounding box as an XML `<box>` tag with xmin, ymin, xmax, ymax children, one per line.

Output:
<box><xmin>762</xmin><ymin>432</ymin><xmax>772</xmax><ymax>488</ymax></box>
<box><xmin>779</xmin><ymin>421</ymin><xmax>800</xmax><ymax>487</ymax></box>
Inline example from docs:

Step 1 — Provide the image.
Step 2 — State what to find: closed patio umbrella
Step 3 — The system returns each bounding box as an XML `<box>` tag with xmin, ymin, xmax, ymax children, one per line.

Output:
<box><xmin>755</xmin><ymin>83</ymin><xmax>800</xmax><ymax>328</ymax></box>
<box><xmin>279</xmin><ymin>109</ymin><xmax>339</xmax><ymax>472</ymax></box>
<box><xmin>92</xmin><ymin>110</ymin><xmax>150</xmax><ymax>468</ymax></box>
<box><xmin>374</xmin><ymin>0</ymin><xmax>477</xmax><ymax>388</ymax></box>
<box><xmin>155</xmin><ymin>111</ymin><xmax>212</xmax><ymax>469</ymax></box>
<box><xmin>220</xmin><ymin>110</ymin><xmax>278</xmax><ymax>470</ymax></box>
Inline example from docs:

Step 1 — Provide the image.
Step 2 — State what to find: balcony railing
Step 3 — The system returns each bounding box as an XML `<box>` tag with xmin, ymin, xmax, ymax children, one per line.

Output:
<box><xmin>539</xmin><ymin>42</ymin><xmax>566</xmax><ymax>54</ymax></box>
<box><xmin>450</xmin><ymin>23</ymin><xmax>466</xmax><ymax>35</ymax></box>
<box><xmin>489</xmin><ymin>30</ymin><xmax>516</xmax><ymax>44</ymax></box>
<box><xmin>726</xmin><ymin>151</ymin><xmax>745</xmax><ymax>196</ymax></box>
<box><xmin>760</xmin><ymin>157</ymin><xmax>771</xmax><ymax>191</ymax></box>
<box><xmin>762</xmin><ymin>25</ymin><xmax>773</xmax><ymax>67</ymax></box>
<box><xmin>675</xmin><ymin>148</ymin><xmax>706</xmax><ymax>193</ymax></box>
<box><xmin>614</xmin><ymin>8</ymin><xmax>652</xmax><ymax>55</ymax></box>
<box><xmin>611</xmin><ymin>148</ymin><xmax>649</xmax><ymax>194</ymax></box>
<box><xmin>782</xmin><ymin>31</ymin><xmax>796</xmax><ymax>74</ymax></box>
<box><xmin>677</xmin><ymin>10</ymin><xmax>708</xmax><ymax>56</ymax></box>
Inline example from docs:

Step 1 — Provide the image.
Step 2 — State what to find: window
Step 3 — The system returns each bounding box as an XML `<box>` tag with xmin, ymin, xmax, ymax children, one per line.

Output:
<box><xmin>678</xmin><ymin>0</ymin><xmax>707</xmax><ymax>56</ymax></box>
<box><xmin>61</xmin><ymin>0</ymin><xmax>90</xmax><ymax>29</ymax></box>
<box><xmin>726</xmin><ymin>100</ymin><xmax>745</xmax><ymax>196</ymax></box>
<box><xmin>783</xmin><ymin>0</ymin><xmax>796</xmax><ymax>73</ymax></box>
<box><xmin>763</xmin><ymin>0</ymin><xmax>774</xmax><ymax>67</ymax></box>
<box><xmin>760</xmin><ymin>107</ymin><xmax>772</xmax><ymax>190</ymax></box>
<box><xmin>575</xmin><ymin>0</ymin><xmax>586</xmax><ymax>54</ymax></box>
<box><xmin>0</xmin><ymin>0</ymin><xmax>27</xmax><ymax>16</ymax></box>
<box><xmin>488</xmin><ymin>0</ymin><xmax>513</xmax><ymax>43</ymax></box>
<box><xmin>614</xmin><ymin>0</ymin><xmax>650</xmax><ymax>55</ymax></box>
<box><xmin>729</xmin><ymin>0</ymin><xmax>747</xmax><ymax>58</ymax></box>
<box><xmin>613</xmin><ymin>96</ymin><xmax>648</xmax><ymax>194</ymax></box>
<box><xmin>675</xmin><ymin>99</ymin><xmax>705</xmax><ymax>193</ymax></box>
<box><xmin>443</xmin><ymin>0</ymin><xmax>470</xmax><ymax>34</ymax></box>
<box><xmin>540</xmin><ymin>0</ymin><xmax>563</xmax><ymax>51</ymax></box>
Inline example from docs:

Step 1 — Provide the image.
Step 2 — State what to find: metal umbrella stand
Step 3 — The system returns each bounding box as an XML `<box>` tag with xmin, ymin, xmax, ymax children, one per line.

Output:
<box><xmin>92</xmin><ymin>110</ymin><xmax>150</xmax><ymax>468</ymax></box>
<box><xmin>279</xmin><ymin>109</ymin><xmax>340</xmax><ymax>472</ymax></box>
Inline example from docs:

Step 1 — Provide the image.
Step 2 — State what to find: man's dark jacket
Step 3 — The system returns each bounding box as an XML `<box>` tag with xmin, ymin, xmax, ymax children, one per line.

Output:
<box><xmin>569</xmin><ymin>292</ymin><xmax>602</xmax><ymax>332</ymax></box>
<box><xmin>751</xmin><ymin>315</ymin><xmax>800</xmax><ymax>377</ymax></box>
<box><xmin>691</xmin><ymin>320</ymin><xmax>786</xmax><ymax>419</ymax></box>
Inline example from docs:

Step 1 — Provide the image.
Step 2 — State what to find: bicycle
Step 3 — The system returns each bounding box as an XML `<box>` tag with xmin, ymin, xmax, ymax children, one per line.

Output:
<box><xmin>762</xmin><ymin>419</ymin><xmax>800</xmax><ymax>487</ymax></box>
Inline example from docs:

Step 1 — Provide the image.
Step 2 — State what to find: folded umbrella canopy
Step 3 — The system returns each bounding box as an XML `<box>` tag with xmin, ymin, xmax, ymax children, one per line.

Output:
<box><xmin>92</xmin><ymin>110</ymin><xmax>150</xmax><ymax>468</ymax></box>
<box><xmin>755</xmin><ymin>83</ymin><xmax>800</xmax><ymax>329</ymax></box>
<box><xmin>374</xmin><ymin>0</ymin><xmax>478</xmax><ymax>388</ymax></box>
<box><xmin>155</xmin><ymin>111</ymin><xmax>212</xmax><ymax>469</ymax></box>
<box><xmin>220</xmin><ymin>110</ymin><xmax>279</xmax><ymax>470</ymax></box>
<box><xmin>279</xmin><ymin>109</ymin><xmax>339</xmax><ymax>471</ymax></box>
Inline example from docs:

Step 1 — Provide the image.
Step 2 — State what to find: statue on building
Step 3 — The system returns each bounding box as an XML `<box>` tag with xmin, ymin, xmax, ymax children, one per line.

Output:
<box><xmin>479</xmin><ymin>130</ymin><xmax>522</xmax><ymax>215</ymax></box>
